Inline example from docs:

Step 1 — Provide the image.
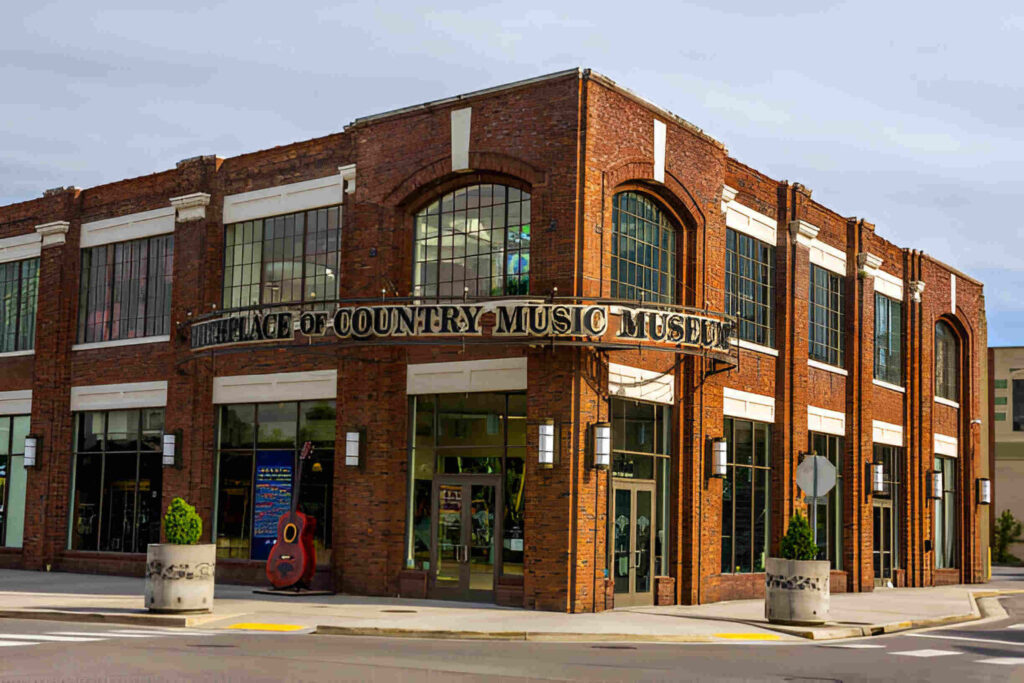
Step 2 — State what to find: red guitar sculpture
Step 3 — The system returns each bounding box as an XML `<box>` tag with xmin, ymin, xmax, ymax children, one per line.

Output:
<box><xmin>265</xmin><ymin>441</ymin><xmax>317</xmax><ymax>589</ymax></box>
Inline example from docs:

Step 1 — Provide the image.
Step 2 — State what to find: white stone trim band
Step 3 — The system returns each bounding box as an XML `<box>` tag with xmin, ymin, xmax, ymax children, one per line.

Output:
<box><xmin>213</xmin><ymin>370</ymin><xmax>338</xmax><ymax>404</ymax></box>
<box><xmin>407</xmin><ymin>358</ymin><xmax>526</xmax><ymax>396</ymax></box>
<box><xmin>723</xmin><ymin>387</ymin><xmax>775</xmax><ymax>423</ymax></box>
<box><xmin>609</xmin><ymin>362</ymin><xmax>675</xmax><ymax>405</ymax></box>
<box><xmin>0</xmin><ymin>390</ymin><xmax>32</xmax><ymax>416</ymax></box>
<box><xmin>70</xmin><ymin>381</ymin><xmax>168</xmax><ymax>411</ymax></box>
<box><xmin>81</xmin><ymin>207</ymin><xmax>175</xmax><ymax>249</ymax></box>
<box><xmin>808</xmin><ymin>405</ymin><xmax>846</xmax><ymax>437</ymax></box>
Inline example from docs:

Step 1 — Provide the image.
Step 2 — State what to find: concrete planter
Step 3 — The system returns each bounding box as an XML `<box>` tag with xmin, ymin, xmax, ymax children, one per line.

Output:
<box><xmin>145</xmin><ymin>544</ymin><xmax>216</xmax><ymax>613</ymax></box>
<box><xmin>764</xmin><ymin>557</ymin><xmax>830</xmax><ymax>625</ymax></box>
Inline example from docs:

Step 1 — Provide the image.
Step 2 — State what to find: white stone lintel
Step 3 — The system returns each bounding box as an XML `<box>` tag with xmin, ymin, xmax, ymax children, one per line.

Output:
<box><xmin>789</xmin><ymin>219</ymin><xmax>820</xmax><ymax>247</ymax></box>
<box><xmin>170</xmin><ymin>192</ymin><xmax>212</xmax><ymax>222</ymax></box>
<box><xmin>36</xmin><ymin>221</ymin><xmax>70</xmax><ymax>247</ymax></box>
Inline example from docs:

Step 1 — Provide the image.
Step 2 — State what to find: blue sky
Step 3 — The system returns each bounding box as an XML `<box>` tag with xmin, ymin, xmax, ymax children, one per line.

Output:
<box><xmin>3</xmin><ymin>1</ymin><xmax>1021</xmax><ymax>343</ymax></box>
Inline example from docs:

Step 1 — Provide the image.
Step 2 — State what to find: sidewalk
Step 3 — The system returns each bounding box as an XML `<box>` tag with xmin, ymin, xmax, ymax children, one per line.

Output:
<box><xmin>1</xmin><ymin>567</ymin><xmax>1020</xmax><ymax>643</ymax></box>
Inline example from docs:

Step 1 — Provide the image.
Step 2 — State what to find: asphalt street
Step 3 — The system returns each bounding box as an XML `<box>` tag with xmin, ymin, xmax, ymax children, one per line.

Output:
<box><xmin>3</xmin><ymin>597</ymin><xmax>1024</xmax><ymax>682</ymax></box>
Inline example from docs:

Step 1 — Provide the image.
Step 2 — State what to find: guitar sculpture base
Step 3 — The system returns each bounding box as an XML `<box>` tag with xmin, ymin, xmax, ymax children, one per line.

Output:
<box><xmin>253</xmin><ymin>587</ymin><xmax>336</xmax><ymax>597</ymax></box>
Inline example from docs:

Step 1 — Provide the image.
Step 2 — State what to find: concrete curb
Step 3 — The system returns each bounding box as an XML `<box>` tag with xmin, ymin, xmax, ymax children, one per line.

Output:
<box><xmin>312</xmin><ymin>625</ymin><xmax>723</xmax><ymax>643</ymax></box>
<box><xmin>0</xmin><ymin>609</ymin><xmax>232</xmax><ymax>628</ymax></box>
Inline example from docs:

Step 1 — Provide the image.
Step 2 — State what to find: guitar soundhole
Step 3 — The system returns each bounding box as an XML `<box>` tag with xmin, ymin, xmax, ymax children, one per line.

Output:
<box><xmin>283</xmin><ymin>523</ymin><xmax>298</xmax><ymax>543</ymax></box>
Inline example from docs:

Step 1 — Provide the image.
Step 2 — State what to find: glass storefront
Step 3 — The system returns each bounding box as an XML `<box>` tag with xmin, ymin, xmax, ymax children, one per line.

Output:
<box><xmin>69</xmin><ymin>410</ymin><xmax>164</xmax><ymax>553</ymax></box>
<box><xmin>0</xmin><ymin>415</ymin><xmax>29</xmax><ymax>548</ymax></box>
<box><xmin>405</xmin><ymin>392</ymin><xmax>526</xmax><ymax>590</ymax></box>
<box><xmin>214</xmin><ymin>400</ymin><xmax>335</xmax><ymax>562</ymax></box>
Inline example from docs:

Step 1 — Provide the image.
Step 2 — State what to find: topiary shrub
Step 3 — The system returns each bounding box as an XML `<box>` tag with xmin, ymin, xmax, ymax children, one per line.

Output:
<box><xmin>780</xmin><ymin>512</ymin><xmax>819</xmax><ymax>561</ymax></box>
<box><xmin>164</xmin><ymin>497</ymin><xmax>202</xmax><ymax>545</ymax></box>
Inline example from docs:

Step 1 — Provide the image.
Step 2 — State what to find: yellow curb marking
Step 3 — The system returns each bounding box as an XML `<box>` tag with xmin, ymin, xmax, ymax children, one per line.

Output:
<box><xmin>228</xmin><ymin>623</ymin><xmax>306</xmax><ymax>632</ymax></box>
<box><xmin>714</xmin><ymin>633</ymin><xmax>781</xmax><ymax>641</ymax></box>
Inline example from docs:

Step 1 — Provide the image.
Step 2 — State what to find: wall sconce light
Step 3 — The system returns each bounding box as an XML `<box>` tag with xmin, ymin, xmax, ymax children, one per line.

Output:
<box><xmin>711</xmin><ymin>438</ymin><xmax>728</xmax><ymax>478</ymax></box>
<box><xmin>871</xmin><ymin>462</ymin><xmax>885</xmax><ymax>495</ymax></box>
<box><xmin>345</xmin><ymin>430</ymin><xmax>363</xmax><ymax>467</ymax></box>
<box><xmin>930</xmin><ymin>470</ymin><xmax>944</xmax><ymax>500</ymax></box>
<box><xmin>538</xmin><ymin>419</ymin><xmax>556</xmax><ymax>469</ymax></box>
<box><xmin>162</xmin><ymin>432</ymin><xmax>176</xmax><ymax>467</ymax></box>
<box><xmin>593</xmin><ymin>422</ymin><xmax>611</xmax><ymax>469</ymax></box>
<box><xmin>978</xmin><ymin>478</ymin><xmax>992</xmax><ymax>505</ymax></box>
<box><xmin>23</xmin><ymin>434</ymin><xmax>39</xmax><ymax>467</ymax></box>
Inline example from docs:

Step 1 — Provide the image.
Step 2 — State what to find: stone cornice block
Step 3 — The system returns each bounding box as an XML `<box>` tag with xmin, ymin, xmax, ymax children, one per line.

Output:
<box><xmin>788</xmin><ymin>219</ymin><xmax>820</xmax><ymax>248</ymax></box>
<box><xmin>340</xmin><ymin>164</ymin><xmax>356</xmax><ymax>195</ymax></box>
<box><xmin>170</xmin><ymin>192</ymin><xmax>212</xmax><ymax>222</ymax></box>
<box><xmin>857</xmin><ymin>252</ymin><xmax>883</xmax><ymax>277</ymax></box>
<box><xmin>35</xmin><ymin>220</ymin><xmax>70</xmax><ymax>247</ymax></box>
<box><xmin>910</xmin><ymin>280</ymin><xmax>926</xmax><ymax>302</ymax></box>
<box><xmin>721</xmin><ymin>184</ymin><xmax>738</xmax><ymax>212</ymax></box>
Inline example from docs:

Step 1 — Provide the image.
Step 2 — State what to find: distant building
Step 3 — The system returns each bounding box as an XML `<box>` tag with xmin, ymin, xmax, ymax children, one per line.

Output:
<box><xmin>990</xmin><ymin>347</ymin><xmax>1024</xmax><ymax>553</ymax></box>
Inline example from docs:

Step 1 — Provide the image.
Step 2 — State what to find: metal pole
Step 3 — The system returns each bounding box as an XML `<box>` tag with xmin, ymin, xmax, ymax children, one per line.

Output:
<box><xmin>811</xmin><ymin>456</ymin><xmax>818</xmax><ymax>550</ymax></box>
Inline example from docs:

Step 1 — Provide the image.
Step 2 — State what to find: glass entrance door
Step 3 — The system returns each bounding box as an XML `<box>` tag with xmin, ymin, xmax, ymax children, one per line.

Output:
<box><xmin>611</xmin><ymin>481</ymin><xmax>655</xmax><ymax>607</ymax></box>
<box><xmin>873</xmin><ymin>500</ymin><xmax>894</xmax><ymax>586</ymax></box>
<box><xmin>430</xmin><ymin>476</ymin><xmax>500</xmax><ymax>601</ymax></box>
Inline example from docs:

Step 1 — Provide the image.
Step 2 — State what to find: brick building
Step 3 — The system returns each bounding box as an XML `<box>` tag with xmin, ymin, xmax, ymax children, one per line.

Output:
<box><xmin>0</xmin><ymin>69</ymin><xmax>989</xmax><ymax>611</ymax></box>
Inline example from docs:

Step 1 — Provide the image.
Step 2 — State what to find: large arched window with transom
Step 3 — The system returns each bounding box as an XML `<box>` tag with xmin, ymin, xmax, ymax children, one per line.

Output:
<box><xmin>935</xmin><ymin>321</ymin><xmax>958</xmax><ymax>402</ymax></box>
<box><xmin>611</xmin><ymin>192</ymin><xmax>677</xmax><ymax>304</ymax></box>
<box><xmin>413</xmin><ymin>184</ymin><xmax>530</xmax><ymax>298</ymax></box>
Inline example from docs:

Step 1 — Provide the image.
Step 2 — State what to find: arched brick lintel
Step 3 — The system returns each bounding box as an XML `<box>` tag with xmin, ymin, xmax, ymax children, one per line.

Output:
<box><xmin>604</xmin><ymin>160</ymin><xmax>706</xmax><ymax>230</ymax></box>
<box><xmin>385</xmin><ymin>152</ymin><xmax>547</xmax><ymax>210</ymax></box>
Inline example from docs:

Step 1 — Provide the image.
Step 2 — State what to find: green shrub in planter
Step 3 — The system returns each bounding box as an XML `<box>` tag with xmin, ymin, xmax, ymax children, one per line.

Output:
<box><xmin>780</xmin><ymin>512</ymin><xmax>818</xmax><ymax>561</ymax></box>
<box><xmin>164</xmin><ymin>497</ymin><xmax>202</xmax><ymax>545</ymax></box>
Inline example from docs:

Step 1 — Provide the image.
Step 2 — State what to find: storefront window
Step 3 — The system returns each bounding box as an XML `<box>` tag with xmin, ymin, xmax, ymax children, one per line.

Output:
<box><xmin>214</xmin><ymin>400</ymin><xmax>335</xmax><ymax>562</ymax></box>
<box><xmin>223</xmin><ymin>206</ymin><xmax>341</xmax><ymax>309</ymax></box>
<box><xmin>78</xmin><ymin>235</ymin><xmax>173</xmax><ymax>344</ymax></box>
<box><xmin>721</xmin><ymin>418</ymin><xmax>770</xmax><ymax>574</ymax></box>
<box><xmin>405</xmin><ymin>392</ymin><xmax>526</xmax><ymax>576</ymax></box>
<box><xmin>69</xmin><ymin>410</ymin><xmax>164</xmax><ymax>553</ymax></box>
<box><xmin>0</xmin><ymin>415</ymin><xmax>29</xmax><ymax>548</ymax></box>
<box><xmin>809</xmin><ymin>433</ymin><xmax>843</xmax><ymax>570</ymax></box>
<box><xmin>0</xmin><ymin>257</ymin><xmax>39</xmax><ymax>353</ymax></box>
<box><xmin>934</xmin><ymin>455</ymin><xmax>957</xmax><ymax>569</ymax></box>
<box><xmin>873</xmin><ymin>444</ymin><xmax>902</xmax><ymax>578</ymax></box>
<box><xmin>610</xmin><ymin>192</ymin><xmax>676</xmax><ymax>304</ymax></box>
<box><xmin>413</xmin><ymin>184</ymin><xmax>530</xmax><ymax>298</ymax></box>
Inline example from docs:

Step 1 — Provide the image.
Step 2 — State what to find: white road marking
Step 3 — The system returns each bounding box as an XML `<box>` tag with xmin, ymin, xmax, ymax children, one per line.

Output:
<box><xmin>820</xmin><ymin>643</ymin><xmax>886</xmax><ymax>649</ymax></box>
<box><xmin>892</xmin><ymin>649</ymin><xmax>961</xmax><ymax>657</ymax></box>
<box><xmin>1007</xmin><ymin>624</ymin><xmax>1024</xmax><ymax>630</ymax></box>
<box><xmin>0</xmin><ymin>634</ymin><xmax>104</xmax><ymax>642</ymax></box>
<box><xmin>0</xmin><ymin>640</ymin><xmax>38</xmax><ymax>647</ymax></box>
<box><xmin>46</xmin><ymin>631</ymin><xmax>159</xmax><ymax>639</ymax></box>
<box><xmin>909</xmin><ymin>633</ymin><xmax>1024</xmax><ymax>647</ymax></box>
<box><xmin>976</xmin><ymin>658</ymin><xmax>1024</xmax><ymax>665</ymax></box>
<box><xmin>111</xmin><ymin>629</ymin><xmax>216</xmax><ymax>637</ymax></box>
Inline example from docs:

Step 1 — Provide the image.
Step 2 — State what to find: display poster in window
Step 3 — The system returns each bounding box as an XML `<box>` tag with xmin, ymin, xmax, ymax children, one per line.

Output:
<box><xmin>252</xmin><ymin>450</ymin><xmax>293</xmax><ymax>561</ymax></box>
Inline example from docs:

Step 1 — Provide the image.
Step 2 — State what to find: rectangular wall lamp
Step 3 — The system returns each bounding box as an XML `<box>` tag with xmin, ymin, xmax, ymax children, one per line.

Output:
<box><xmin>538</xmin><ymin>419</ymin><xmax>556</xmax><ymax>469</ymax></box>
<box><xmin>24</xmin><ymin>435</ymin><xmax>40</xmax><ymax>467</ymax></box>
<box><xmin>593</xmin><ymin>422</ymin><xmax>611</xmax><ymax>469</ymax></box>
<box><xmin>978</xmin><ymin>478</ymin><xmax>992</xmax><ymax>505</ymax></box>
<box><xmin>710</xmin><ymin>438</ymin><xmax>728</xmax><ymax>478</ymax></box>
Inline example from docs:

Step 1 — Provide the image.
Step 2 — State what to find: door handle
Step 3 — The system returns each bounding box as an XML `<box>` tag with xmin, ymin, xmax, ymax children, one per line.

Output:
<box><xmin>634</xmin><ymin>549</ymin><xmax>643</xmax><ymax>568</ymax></box>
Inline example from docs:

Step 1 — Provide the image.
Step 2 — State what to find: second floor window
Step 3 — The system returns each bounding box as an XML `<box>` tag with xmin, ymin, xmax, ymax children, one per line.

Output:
<box><xmin>0</xmin><ymin>257</ymin><xmax>39</xmax><ymax>353</ymax></box>
<box><xmin>1014</xmin><ymin>380</ymin><xmax>1024</xmax><ymax>432</ymax></box>
<box><xmin>611</xmin><ymin>192</ymin><xmax>676</xmax><ymax>304</ymax></box>
<box><xmin>223</xmin><ymin>206</ymin><xmax>341</xmax><ymax>309</ymax></box>
<box><xmin>413</xmin><ymin>184</ymin><xmax>530</xmax><ymax>298</ymax></box>
<box><xmin>874</xmin><ymin>293</ymin><xmax>902</xmax><ymax>385</ymax></box>
<box><xmin>78</xmin><ymin>236</ymin><xmax>173</xmax><ymax>344</ymax></box>
<box><xmin>725</xmin><ymin>229</ymin><xmax>774</xmax><ymax>347</ymax></box>
<box><xmin>935</xmin><ymin>321</ymin><xmax>958</xmax><ymax>402</ymax></box>
<box><xmin>809</xmin><ymin>264</ymin><xmax>843</xmax><ymax>367</ymax></box>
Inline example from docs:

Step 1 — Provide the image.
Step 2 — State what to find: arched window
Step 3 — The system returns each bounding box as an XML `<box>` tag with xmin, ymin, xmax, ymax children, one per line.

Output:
<box><xmin>935</xmin><ymin>321</ymin><xmax>958</xmax><ymax>401</ymax></box>
<box><xmin>611</xmin><ymin>192</ymin><xmax>677</xmax><ymax>304</ymax></box>
<box><xmin>413</xmin><ymin>184</ymin><xmax>530</xmax><ymax>298</ymax></box>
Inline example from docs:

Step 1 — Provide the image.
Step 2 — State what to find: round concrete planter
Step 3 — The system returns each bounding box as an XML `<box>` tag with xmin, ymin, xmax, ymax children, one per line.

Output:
<box><xmin>764</xmin><ymin>557</ymin><xmax>830</xmax><ymax>625</ymax></box>
<box><xmin>145</xmin><ymin>544</ymin><xmax>216</xmax><ymax>613</ymax></box>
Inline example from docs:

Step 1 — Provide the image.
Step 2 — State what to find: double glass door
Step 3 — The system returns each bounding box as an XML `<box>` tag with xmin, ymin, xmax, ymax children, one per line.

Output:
<box><xmin>873</xmin><ymin>500</ymin><xmax>895</xmax><ymax>585</ymax></box>
<box><xmin>612</xmin><ymin>481</ymin><xmax>655</xmax><ymax>607</ymax></box>
<box><xmin>430</xmin><ymin>475</ymin><xmax>500</xmax><ymax>601</ymax></box>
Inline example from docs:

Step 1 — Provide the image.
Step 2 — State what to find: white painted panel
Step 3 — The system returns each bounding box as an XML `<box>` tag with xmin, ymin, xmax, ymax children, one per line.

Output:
<box><xmin>407</xmin><ymin>358</ymin><xmax>527</xmax><ymax>395</ymax></box>
<box><xmin>80</xmin><ymin>207</ymin><xmax>175</xmax><ymax>249</ymax></box>
<box><xmin>223</xmin><ymin>174</ymin><xmax>345</xmax><ymax>224</ymax></box>
<box><xmin>872</xmin><ymin>420</ymin><xmax>904</xmax><ymax>446</ymax></box>
<box><xmin>608</xmin><ymin>362</ymin><xmax>674</xmax><ymax>405</ymax></box>
<box><xmin>451</xmin><ymin>107</ymin><xmax>472</xmax><ymax>172</ymax></box>
<box><xmin>653</xmin><ymin>119</ymin><xmax>666</xmax><ymax>183</ymax></box>
<box><xmin>0</xmin><ymin>390</ymin><xmax>31</xmax><ymax>415</ymax></box>
<box><xmin>70</xmin><ymin>381</ymin><xmax>168</xmax><ymax>411</ymax></box>
<box><xmin>809</xmin><ymin>239</ymin><xmax>847</xmax><ymax>275</ymax></box>
<box><xmin>874</xmin><ymin>270</ymin><xmax>904</xmax><ymax>300</ymax></box>
<box><xmin>808</xmin><ymin>405</ymin><xmax>846</xmax><ymax>437</ymax></box>
<box><xmin>934</xmin><ymin>433</ymin><xmax>958</xmax><ymax>457</ymax></box>
<box><xmin>724</xmin><ymin>202</ymin><xmax>777</xmax><ymax>245</ymax></box>
<box><xmin>723</xmin><ymin>387</ymin><xmax>775</xmax><ymax>423</ymax></box>
<box><xmin>213</xmin><ymin>370</ymin><xmax>337</xmax><ymax>404</ymax></box>
<box><xmin>0</xmin><ymin>233</ymin><xmax>41</xmax><ymax>264</ymax></box>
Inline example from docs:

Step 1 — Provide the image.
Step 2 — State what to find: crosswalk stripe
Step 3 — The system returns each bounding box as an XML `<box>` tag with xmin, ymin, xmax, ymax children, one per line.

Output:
<box><xmin>0</xmin><ymin>634</ymin><xmax>104</xmax><ymax>642</ymax></box>
<box><xmin>1007</xmin><ymin>625</ymin><xmax>1024</xmax><ymax>630</ymax></box>
<box><xmin>892</xmin><ymin>649</ymin><xmax>960</xmax><ymax>657</ymax></box>
<box><xmin>110</xmin><ymin>629</ymin><xmax>216</xmax><ymax>636</ymax></box>
<box><xmin>46</xmin><ymin>631</ymin><xmax>159</xmax><ymax>639</ymax></box>
<box><xmin>820</xmin><ymin>643</ymin><xmax>886</xmax><ymax>649</ymax></box>
<box><xmin>0</xmin><ymin>640</ymin><xmax>38</xmax><ymax>647</ymax></box>
<box><xmin>909</xmin><ymin>633</ymin><xmax>1024</xmax><ymax>647</ymax></box>
<box><xmin>976</xmin><ymin>658</ymin><xmax>1024</xmax><ymax>665</ymax></box>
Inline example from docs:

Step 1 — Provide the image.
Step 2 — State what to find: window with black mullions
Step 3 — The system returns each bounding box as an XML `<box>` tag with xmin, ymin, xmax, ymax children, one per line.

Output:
<box><xmin>725</xmin><ymin>229</ymin><xmax>774</xmax><ymax>347</ymax></box>
<box><xmin>78</xmin><ymin>235</ymin><xmax>173</xmax><ymax>344</ymax></box>
<box><xmin>809</xmin><ymin>264</ymin><xmax>844</xmax><ymax>367</ymax></box>
<box><xmin>935</xmin><ymin>321</ymin><xmax>958</xmax><ymax>401</ymax></box>
<box><xmin>69</xmin><ymin>409</ymin><xmax>164</xmax><ymax>553</ymax></box>
<box><xmin>610</xmin><ymin>192</ymin><xmax>676</xmax><ymax>304</ymax></box>
<box><xmin>222</xmin><ymin>206</ymin><xmax>341</xmax><ymax>310</ymax></box>
<box><xmin>0</xmin><ymin>257</ymin><xmax>39</xmax><ymax>353</ymax></box>
<box><xmin>809</xmin><ymin>433</ymin><xmax>843</xmax><ymax>570</ymax></box>
<box><xmin>874</xmin><ymin>293</ymin><xmax>902</xmax><ymax>385</ymax></box>
<box><xmin>720</xmin><ymin>418</ymin><xmax>771</xmax><ymax>574</ymax></box>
